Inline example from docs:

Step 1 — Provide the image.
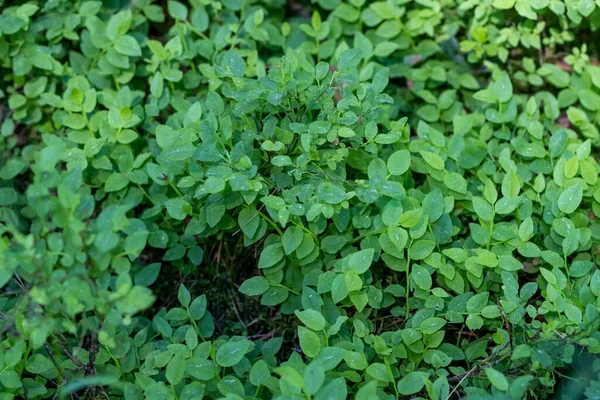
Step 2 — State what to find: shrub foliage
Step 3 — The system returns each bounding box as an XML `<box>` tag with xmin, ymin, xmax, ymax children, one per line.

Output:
<box><xmin>2</xmin><ymin>0</ymin><xmax>600</xmax><ymax>399</ymax></box>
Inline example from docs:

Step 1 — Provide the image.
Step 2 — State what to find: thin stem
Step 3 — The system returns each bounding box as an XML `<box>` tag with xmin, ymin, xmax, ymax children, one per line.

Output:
<box><xmin>291</xmin><ymin>220</ymin><xmax>318</xmax><ymax>242</ymax></box>
<box><xmin>105</xmin><ymin>347</ymin><xmax>122</xmax><ymax>371</ymax></box>
<box><xmin>405</xmin><ymin>240</ymin><xmax>413</xmax><ymax>321</ymax></box>
<box><xmin>486</xmin><ymin>211</ymin><xmax>495</xmax><ymax>250</ymax></box>
<box><xmin>82</xmin><ymin>112</ymin><xmax>94</xmax><ymax>135</ymax></box>
<box><xmin>188</xmin><ymin>312</ymin><xmax>206</xmax><ymax>341</ymax></box>
<box><xmin>89</xmin><ymin>47</ymin><xmax>108</xmax><ymax>69</ymax></box>
<box><xmin>171</xmin><ymin>384</ymin><xmax>180</xmax><ymax>400</ymax></box>
<box><xmin>565</xmin><ymin>254</ymin><xmax>571</xmax><ymax>288</ymax></box>
<box><xmin>176</xmin><ymin>20</ymin><xmax>197</xmax><ymax>74</ymax></box>
<box><xmin>185</xmin><ymin>21</ymin><xmax>209</xmax><ymax>40</ymax></box>
<box><xmin>352</xmin><ymin>228</ymin><xmax>388</xmax><ymax>244</ymax></box>
<box><xmin>273</xmin><ymin>283</ymin><xmax>301</xmax><ymax>297</ymax></box>
<box><xmin>258</xmin><ymin>211</ymin><xmax>283</xmax><ymax>236</ymax></box>
<box><xmin>315</xmin><ymin>36</ymin><xmax>320</xmax><ymax>62</ymax></box>
<box><xmin>213</xmin><ymin>360</ymin><xmax>221</xmax><ymax>381</ymax></box>
<box><xmin>242</xmin><ymin>113</ymin><xmax>253</xmax><ymax>130</ymax></box>
<box><xmin>114</xmin><ymin>126</ymin><xmax>123</xmax><ymax>145</ymax></box>
<box><xmin>384</xmin><ymin>356</ymin><xmax>399</xmax><ymax>400</ymax></box>
<box><xmin>167</xmin><ymin>179</ymin><xmax>183</xmax><ymax>197</ymax></box>
<box><xmin>44</xmin><ymin>342</ymin><xmax>68</xmax><ymax>384</ymax></box>
<box><xmin>136</xmin><ymin>184</ymin><xmax>155</xmax><ymax>205</ymax></box>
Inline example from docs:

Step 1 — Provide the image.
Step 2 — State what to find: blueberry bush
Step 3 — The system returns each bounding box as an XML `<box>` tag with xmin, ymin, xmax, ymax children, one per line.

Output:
<box><xmin>2</xmin><ymin>0</ymin><xmax>600</xmax><ymax>398</ymax></box>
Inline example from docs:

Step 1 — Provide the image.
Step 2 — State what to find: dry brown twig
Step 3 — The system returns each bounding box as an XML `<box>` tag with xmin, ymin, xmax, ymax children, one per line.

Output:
<box><xmin>497</xmin><ymin>299</ymin><xmax>514</xmax><ymax>353</ymax></box>
<box><xmin>446</xmin><ymin>342</ymin><xmax>511</xmax><ymax>399</ymax></box>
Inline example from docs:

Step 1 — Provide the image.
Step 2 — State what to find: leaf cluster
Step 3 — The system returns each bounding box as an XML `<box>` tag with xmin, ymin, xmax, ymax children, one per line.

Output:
<box><xmin>2</xmin><ymin>0</ymin><xmax>600</xmax><ymax>399</ymax></box>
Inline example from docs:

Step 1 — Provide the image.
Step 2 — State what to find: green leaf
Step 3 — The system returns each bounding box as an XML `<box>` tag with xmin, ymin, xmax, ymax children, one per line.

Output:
<box><xmin>510</xmin><ymin>376</ymin><xmax>534</xmax><ymax>398</ymax></box>
<box><xmin>106</xmin><ymin>9</ymin><xmax>132</xmax><ymax>41</ymax></box>
<box><xmin>502</xmin><ymin>171</ymin><xmax>521</xmax><ymax>197</ymax></box>
<box><xmin>453</xmin><ymin>114</ymin><xmax>473</xmax><ymax>135</ymax></box>
<box><xmin>178</xmin><ymin>284</ymin><xmax>191</xmax><ymax>307</ymax></box>
<box><xmin>216</xmin><ymin>341</ymin><xmax>250</xmax><ymax>367</ymax></box>
<box><xmin>64</xmin><ymin>114</ymin><xmax>86</xmax><ymax>129</ymax></box>
<box><xmin>331</xmin><ymin>274</ymin><xmax>348</xmax><ymax>303</ymax></box>
<box><xmin>591</xmin><ymin>270</ymin><xmax>600</xmax><ymax>296</ymax></box>
<box><xmin>165</xmin><ymin>198</ymin><xmax>190</xmax><ymax>220</ymax></box>
<box><xmin>472</xmin><ymin>197</ymin><xmax>493</xmax><ymax>221</ymax></box>
<box><xmin>304</xmin><ymin>362</ymin><xmax>325</xmax><ymax>395</ymax></box>
<box><xmin>239</xmin><ymin>276</ymin><xmax>270</xmax><ymax>296</ymax></box>
<box><xmin>564</xmin><ymin>304</ymin><xmax>582</xmax><ymax>323</ymax></box>
<box><xmin>166</xmin><ymin>353</ymin><xmax>185</xmax><ymax>385</ymax></box>
<box><xmin>316</xmin><ymin>182</ymin><xmax>347</xmax><ymax>204</ymax></box>
<box><xmin>419</xmin><ymin>317</ymin><xmax>447</xmax><ymax>334</ymax></box>
<box><xmin>135</xmin><ymin>264</ymin><xmax>161</xmax><ymax>286</ymax></box>
<box><xmin>220</xmin><ymin>50</ymin><xmax>245</xmax><ymax>78</ymax></box>
<box><xmin>295</xmin><ymin>309</ymin><xmax>326</xmax><ymax>331</ymax></box>
<box><xmin>444</xmin><ymin>173</ymin><xmax>467</xmax><ymax>194</ymax></box>
<box><xmin>366</xmin><ymin>363</ymin><xmax>391</xmax><ymax>382</ymax></box>
<box><xmin>493</xmin><ymin>0</ymin><xmax>516</xmax><ymax>9</ymax></box>
<box><xmin>282</xmin><ymin>226</ymin><xmax>303</xmax><ymax>255</ymax></box>
<box><xmin>261</xmin><ymin>287</ymin><xmax>289</xmax><ymax>306</ymax></box>
<box><xmin>357</xmin><ymin>381</ymin><xmax>379</xmax><ymax>399</ymax></box>
<box><xmin>258</xmin><ymin>244</ymin><xmax>284</xmax><ymax>269</ymax></box>
<box><xmin>570</xmin><ymin>261</ymin><xmax>594</xmax><ymax>278</ymax></box>
<box><xmin>485</xmin><ymin>368</ymin><xmax>509</xmax><ymax>391</ymax></box>
<box><xmin>0</xmin><ymin>370</ymin><xmax>22</xmax><ymax>389</ymax></box>
<box><xmin>558</xmin><ymin>183</ymin><xmax>583</xmax><ymax>214</ymax></box>
<box><xmin>249</xmin><ymin>359</ymin><xmax>270</xmax><ymax>386</ymax></box>
<box><xmin>298</xmin><ymin>326</ymin><xmax>321</xmax><ymax>357</ymax></box>
<box><xmin>466</xmin><ymin>314</ymin><xmax>484</xmax><ymax>330</ymax></box>
<box><xmin>25</xmin><ymin>354</ymin><xmax>54</xmax><ymax>374</ymax></box>
<box><xmin>412</xmin><ymin>264</ymin><xmax>432</xmax><ymax>290</ymax></box>
<box><xmin>80</xmin><ymin>1</ymin><xmax>102</xmax><ymax>16</ymax></box>
<box><xmin>374</xmin><ymin>42</ymin><xmax>400</xmax><ymax>57</ymax></box>
<box><xmin>420</xmin><ymin>151</ymin><xmax>444</xmax><ymax>170</ymax></box>
<box><xmin>372</xmin><ymin>68</ymin><xmax>389</xmax><ymax>93</ymax></box>
<box><xmin>492</xmin><ymin>74</ymin><xmax>513</xmax><ymax>103</ymax></box>
<box><xmin>185</xmin><ymin>326</ymin><xmax>198</xmax><ymax>350</ymax></box>
<box><xmin>347</xmin><ymin>249</ymin><xmax>374</xmax><ymax>274</ymax></box>
<box><xmin>334</xmin><ymin>3</ymin><xmax>359</xmax><ymax>22</ymax></box>
<box><xmin>498</xmin><ymin>255</ymin><xmax>523</xmax><ymax>271</ymax></box>
<box><xmin>467</xmin><ymin>292</ymin><xmax>489</xmax><ymax>313</ymax></box>
<box><xmin>398</xmin><ymin>372</ymin><xmax>426</xmax><ymax>395</ymax></box>
<box><xmin>387</xmin><ymin>150</ymin><xmax>411</xmax><ymax>176</ymax></box>
<box><xmin>188</xmin><ymin>102</ymin><xmax>202</xmax><ymax>122</ymax></box>
<box><xmin>423</xmin><ymin>189</ymin><xmax>444</xmax><ymax>223</ymax></box>
<box><xmin>410</xmin><ymin>240</ymin><xmax>435</xmax><ymax>260</ymax></box>
<box><xmin>114</xmin><ymin>35</ymin><xmax>142</xmax><ymax>56</ymax></box>
<box><xmin>519</xmin><ymin>217</ymin><xmax>534</xmax><ymax>241</ymax></box>
<box><xmin>321</xmin><ymin>235</ymin><xmax>349</xmax><ymax>254</ymax></box>
<box><xmin>105</xmin><ymin>173</ymin><xmax>129</xmax><ymax>192</ymax></box>
<box><xmin>315</xmin><ymin>347</ymin><xmax>346</xmax><ymax>370</ymax></box>
<box><xmin>168</xmin><ymin>0</ymin><xmax>188</xmax><ymax>20</ymax></box>
<box><xmin>188</xmin><ymin>295</ymin><xmax>207</xmax><ymax>320</ymax></box>
<box><xmin>274</xmin><ymin>367</ymin><xmax>304</xmax><ymax>389</ymax></box>
<box><xmin>474</xmin><ymin>89</ymin><xmax>499</xmax><ymax>103</ymax></box>
<box><xmin>338</xmin><ymin>48</ymin><xmax>362</xmax><ymax>70</ymax></box>
<box><xmin>0</xmin><ymin>159</ymin><xmax>26</xmax><ymax>180</ymax></box>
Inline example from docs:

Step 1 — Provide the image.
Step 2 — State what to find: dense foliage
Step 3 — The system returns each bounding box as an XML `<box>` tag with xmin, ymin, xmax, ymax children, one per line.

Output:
<box><xmin>3</xmin><ymin>0</ymin><xmax>600</xmax><ymax>398</ymax></box>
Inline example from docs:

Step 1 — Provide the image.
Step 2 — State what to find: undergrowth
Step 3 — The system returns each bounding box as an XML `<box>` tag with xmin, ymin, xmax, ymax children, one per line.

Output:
<box><xmin>2</xmin><ymin>0</ymin><xmax>600</xmax><ymax>399</ymax></box>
